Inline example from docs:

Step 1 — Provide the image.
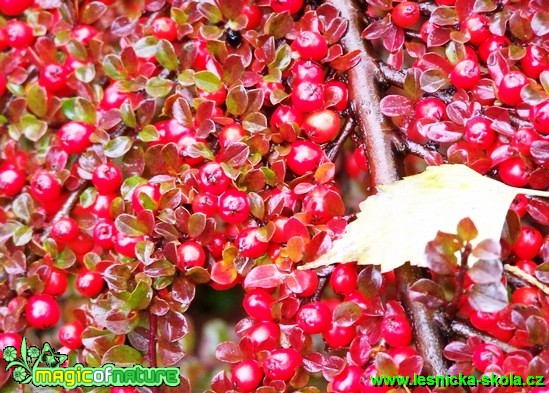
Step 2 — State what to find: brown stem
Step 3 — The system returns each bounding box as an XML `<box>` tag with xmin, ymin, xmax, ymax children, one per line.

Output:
<box><xmin>391</xmin><ymin>133</ymin><xmax>442</xmax><ymax>160</ymax></box>
<box><xmin>447</xmin><ymin>244</ymin><xmax>472</xmax><ymax>318</ymax></box>
<box><xmin>330</xmin><ymin>0</ymin><xmax>448</xmax><ymax>376</ymax></box>
<box><xmin>40</xmin><ymin>183</ymin><xmax>87</xmax><ymax>243</ymax></box>
<box><xmin>303</xmin><ymin>265</ymin><xmax>335</xmax><ymax>305</ymax></box>
<box><xmin>504</xmin><ymin>264</ymin><xmax>549</xmax><ymax>297</ymax></box>
<box><xmin>327</xmin><ymin>117</ymin><xmax>355</xmax><ymax>161</ymax></box>
<box><xmin>445</xmin><ymin>319</ymin><xmax>523</xmax><ymax>354</ymax></box>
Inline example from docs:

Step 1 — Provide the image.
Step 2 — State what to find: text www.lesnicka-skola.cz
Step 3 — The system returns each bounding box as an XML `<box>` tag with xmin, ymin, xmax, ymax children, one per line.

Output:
<box><xmin>370</xmin><ymin>373</ymin><xmax>546</xmax><ymax>388</ymax></box>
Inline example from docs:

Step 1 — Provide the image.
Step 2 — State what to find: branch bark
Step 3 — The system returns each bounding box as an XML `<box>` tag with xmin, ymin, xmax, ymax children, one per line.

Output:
<box><xmin>504</xmin><ymin>264</ymin><xmax>549</xmax><ymax>297</ymax></box>
<box><xmin>330</xmin><ymin>0</ymin><xmax>448</xmax><ymax>376</ymax></box>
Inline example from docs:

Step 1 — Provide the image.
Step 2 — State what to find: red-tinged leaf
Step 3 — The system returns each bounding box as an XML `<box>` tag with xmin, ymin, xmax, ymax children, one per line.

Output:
<box><xmin>380</xmin><ymin>95</ymin><xmax>414</xmax><ymax>117</ymax></box>
<box><xmin>375</xmin><ymin>352</ymin><xmax>398</xmax><ymax>377</ymax></box>
<box><xmin>322</xmin><ymin>355</ymin><xmax>346</xmax><ymax>381</ymax></box>
<box><xmin>425</xmin><ymin>121</ymin><xmax>464</xmax><ymax>143</ymax></box>
<box><xmin>526</xmin><ymin>315</ymin><xmax>548</xmax><ymax>346</ymax></box>
<box><xmin>215</xmin><ymin>341</ymin><xmax>244</xmax><ymax>363</ymax></box>
<box><xmin>455</xmin><ymin>0</ymin><xmax>475</xmax><ymax>20</ymax></box>
<box><xmin>304</xmin><ymin>231</ymin><xmax>333</xmax><ymax>262</ymax></box>
<box><xmin>171</xmin><ymin>277</ymin><xmax>196</xmax><ymax>309</ymax></box>
<box><xmin>348</xmin><ymin>335</ymin><xmax>372</xmax><ymax>366</ymax></box>
<box><xmin>399</xmin><ymin>355</ymin><xmax>424</xmax><ymax>377</ymax></box>
<box><xmin>487</xmin><ymin>51</ymin><xmax>510</xmax><ymax>86</ymax></box>
<box><xmin>521</xmin><ymin>82</ymin><xmax>549</xmax><ymax>106</ymax></box>
<box><xmin>333</xmin><ymin>302</ymin><xmax>362</xmax><ymax>327</ymax></box>
<box><xmin>211</xmin><ymin>261</ymin><xmax>238</xmax><ymax>285</ymax></box>
<box><xmin>531</xmin><ymin>140</ymin><xmax>549</xmax><ymax>163</ymax></box>
<box><xmin>362</xmin><ymin>16</ymin><xmax>391</xmax><ymax>40</ymax></box>
<box><xmin>324</xmin><ymin>17</ymin><xmax>349</xmax><ymax>45</ymax></box>
<box><xmin>532</xmin><ymin>11</ymin><xmax>549</xmax><ymax>36</ymax></box>
<box><xmin>469</xmin><ymin>282</ymin><xmax>508</xmax><ymax>312</ymax></box>
<box><xmin>420</xmin><ymin>69</ymin><xmax>450</xmax><ymax>93</ymax></box>
<box><xmin>443</xmin><ymin>340</ymin><xmax>473</xmax><ymax>362</ymax></box>
<box><xmin>302</xmin><ymin>352</ymin><xmax>325</xmax><ymax>373</ymax></box>
<box><xmin>330</xmin><ymin>50</ymin><xmax>361</xmax><ymax>71</ymax></box>
<box><xmin>160</xmin><ymin>311</ymin><xmax>188</xmax><ymax>342</ymax></box>
<box><xmin>383</xmin><ymin>25</ymin><xmax>405</xmax><ymax>52</ymax></box>
<box><xmin>417</xmin><ymin>52</ymin><xmax>454</xmax><ymax>74</ymax></box>
<box><xmin>219</xmin><ymin>0</ymin><xmax>243</xmax><ymax>20</ymax></box>
<box><xmin>535</xmin><ymin>261</ymin><xmax>549</xmax><ymax>283</ymax></box>
<box><xmin>210</xmin><ymin>370</ymin><xmax>233</xmax><ymax>393</ymax></box>
<box><xmin>264</xmin><ymin>11</ymin><xmax>294</xmax><ymax>39</ymax></box>
<box><xmin>243</xmin><ymin>264</ymin><xmax>287</xmax><ymax>290</ymax></box>
<box><xmin>111</xmin><ymin>16</ymin><xmax>139</xmax><ymax>37</ymax></box>
<box><xmin>409</xmin><ymin>278</ymin><xmax>446</xmax><ymax>308</ymax></box>
<box><xmin>468</xmin><ymin>259</ymin><xmax>503</xmax><ymax>284</ymax></box>
<box><xmin>526</xmin><ymin>198</ymin><xmax>549</xmax><ymax>226</ymax></box>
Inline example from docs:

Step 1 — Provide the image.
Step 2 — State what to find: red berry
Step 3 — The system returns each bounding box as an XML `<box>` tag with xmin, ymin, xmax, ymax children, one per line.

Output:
<box><xmin>5</xmin><ymin>20</ymin><xmax>34</xmax><ymax>49</ymax></box>
<box><xmin>58</xmin><ymin>321</ymin><xmax>84</xmax><ymax>350</ymax></box>
<box><xmin>0</xmin><ymin>73</ymin><xmax>6</xmax><ymax>96</ymax></box>
<box><xmin>332</xmin><ymin>365</ymin><xmax>362</xmax><ymax>393</ymax></box>
<box><xmin>101</xmin><ymin>84</ymin><xmax>134</xmax><ymax>110</ymax></box>
<box><xmin>26</xmin><ymin>294</ymin><xmax>60</xmax><ymax>330</ymax></box>
<box><xmin>263</xmin><ymin>348</ymin><xmax>302</xmax><ymax>381</ymax></box>
<box><xmin>287</xmin><ymin>140</ymin><xmax>323</xmax><ymax>175</ymax></box>
<box><xmin>462</xmin><ymin>14</ymin><xmax>491</xmax><ymax>46</ymax></box>
<box><xmin>44</xmin><ymin>269</ymin><xmax>68</xmax><ymax>296</ymax></box>
<box><xmin>191</xmin><ymin>192</ymin><xmax>218</xmax><ymax>217</ymax></box>
<box><xmin>511</xmin><ymin>286</ymin><xmax>539</xmax><ymax>306</ymax></box>
<box><xmin>0</xmin><ymin>0</ymin><xmax>33</xmax><ymax>15</ymax></box>
<box><xmin>323</xmin><ymin>322</ymin><xmax>356</xmax><ymax>348</ymax></box>
<box><xmin>199</xmin><ymin>86</ymin><xmax>227</xmax><ymax>106</ymax></box>
<box><xmin>381</xmin><ymin>314</ymin><xmax>412</xmax><ymax>347</ymax></box>
<box><xmin>51</xmin><ymin>217</ymin><xmax>80</xmax><ymax>244</ymax></box>
<box><xmin>415</xmin><ymin>97</ymin><xmax>446</xmax><ymax>120</ymax></box>
<box><xmin>303</xmin><ymin>184</ymin><xmax>343</xmax><ymax>224</ymax></box>
<box><xmin>511</xmin><ymin>127</ymin><xmax>539</xmax><ymax>155</ymax></box>
<box><xmin>258</xmin><ymin>80</ymin><xmax>284</xmax><ymax>106</ymax></box>
<box><xmin>70</xmin><ymin>25</ymin><xmax>97</xmax><ymax>45</ymax></box>
<box><xmin>243</xmin><ymin>5</ymin><xmax>262</xmax><ymax>29</ymax></box>
<box><xmin>0</xmin><ymin>167</ymin><xmax>25</xmax><ymax>197</ymax></box>
<box><xmin>387</xmin><ymin>346</ymin><xmax>417</xmax><ymax>366</ymax></box>
<box><xmin>464</xmin><ymin>117</ymin><xmax>496</xmax><ymax>150</ymax></box>
<box><xmin>90</xmin><ymin>193</ymin><xmax>116</xmax><ymax>220</ymax></box>
<box><xmin>236</xmin><ymin>227</ymin><xmax>269</xmax><ymax>258</ymax></box>
<box><xmin>498</xmin><ymin>157</ymin><xmax>530</xmax><ymax>187</ymax></box>
<box><xmin>515</xmin><ymin>259</ymin><xmax>537</xmax><ymax>275</ymax></box>
<box><xmin>232</xmin><ymin>359</ymin><xmax>264</xmax><ymax>392</ymax></box>
<box><xmin>302</xmin><ymin>109</ymin><xmax>341</xmax><ymax>144</ymax></box>
<box><xmin>58</xmin><ymin>122</ymin><xmax>94</xmax><ymax>154</ymax></box>
<box><xmin>218</xmin><ymin>189</ymin><xmax>250</xmax><ymax>224</ymax></box>
<box><xmin>177</xmin><ymin>241</ymin><xmax>206</xmax><ymax>269</ymax></box>
<box><xmin>330</xmin><ymin>263</ymin><xmax>358</xmax><ymax>296</ymax></box>
<box><xmin>497</xmin><ymin>71</ymin><xmax>528</xmax><ymax>107</ymax></box>
<box><xmin>291</xmin><ymin>31</ymin><xmax>328</xmax><ymax>61</ymax></box>
<box><xmin>521</xmin><ymin>45</ymin><xmax>549</xmax><ymax>79</ymax></box>
<box><xmin>291</xmin><ymin>60</ymin><xmax>324</xmax><ymax>85</ymax></box>
<box><xmin>114</xmin><ymin>232</ymin><xmax>143</xmax><ymax>258</ymax></box>
<box><xmin>244</xmin><ymin>289</ymin><xmax>275</xmax><ymax>321</ymax></box>
<box><xmin>0</xmin><ymin>332</ymin><xmax>22</xmax><ymax>356</ymax></box>
<box><xmin>219</xmin><ymin>123</ymin><xmax>247</xmax><ymax>147</ymax></box>
<box><xmin>39</xmin><ymin>64</ymin><xmax>68</xmax><ymax>92</ymax></box>
<box><xmin>271</xmin><ymin>105</ymin><xmax>304</xmax><ymax>131</ymax></box>
<box><xmin>247</xmin><ymin>321</ymin><xmax>280</xmax><ymax>349</ymax></box>
<box><xmin>324</xmin><ymin>80</ymin><xmax>349</xmax><ymax>111</ymax></box>
<box><xmin>30</xmin><ymin>172</ymin><xmax>62</xmax><ymax>202</ymax></box>
<box><xmin>93</xmin><ymin>219</ymin><xmax>116</xmax><ymax>249</ymax></box>
<box><xmin>470</xmin><ymin>310</ymin><xmax>498</xmax><ymax>331</ymax></box>
<box><xmin>92</xmin><ymin>163</ymin><xmax>123</xmax><ymax>195</ymax></box>
<box><xmin>529</xmin><ymin>101</ymin><xmax>549</xmax><ymax>134</ymax></box>
<box><xmin>67</xmin><ymin>231</ymin><xmax>95</xmax><ymax>255</ymax></box>
<box><xmin>513</xmin><ymin>226</ymin><xmax>543</xmax><ymax>260</ymax></box>
<box><xmin>392</xmin><ymin>2</ymin><xmax>420</xmax><ymax>28</ymax></box>
<box><xmin>271</xmin><ymin>0</ymin><xmax>303</xmax><ymax>14</ymax></box>
<box><xmin>75</xmin><ymin>270</ymin><xmax>104</xmax><ymax>298</ymax></box>
<box><xmin>291</xmin><ymin>81</ymin><xmax>324</xmax><ymax>113</ymax></box>
<box><xmin>450</xmin><ymin>59</ymin><xmax>481</xmax><ymax>90</ymax></box>
<box><xmin>154</xmin><ymin>119</ymin><xmax>192</xmax><ymax>145</ymax></box>
<box><xmin>152</xmin><ymin>17</ymin><xmax>177</xmax><ymax>41</ymax></box>
<box><xmin>478</xmin><ymin>35</ymin><xmax>510</xmax><ymax>63</ymax></box>
<box><xmin>296</xmin><ymin>301</ymin><xmax>331</xmax><ymax>334</ymax></box>
<box><xmin>198</xmin><ymin>162</ymin><xmax>230</xmax><ymax>195</ymax></box>
<box><xmin>472</xmin><ymin>343</ymin><xmax>504</xmax><ymax>372</ymax></box>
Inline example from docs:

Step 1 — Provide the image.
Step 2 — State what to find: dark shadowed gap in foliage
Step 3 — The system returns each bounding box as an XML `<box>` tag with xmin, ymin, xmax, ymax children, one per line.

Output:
<box><xmin>186</xmin><ymin>284</ymin><xmax>246</xmax><ymax>343</ymax></box>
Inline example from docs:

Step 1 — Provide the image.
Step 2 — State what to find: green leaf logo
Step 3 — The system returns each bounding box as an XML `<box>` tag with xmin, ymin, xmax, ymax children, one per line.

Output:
<box><xmin>2</xmin><ymin>346</ymin><xmax>17</xmax><ymax>362</ymax></box>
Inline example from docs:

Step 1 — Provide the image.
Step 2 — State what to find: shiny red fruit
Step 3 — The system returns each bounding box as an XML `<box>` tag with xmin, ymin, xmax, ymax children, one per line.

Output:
<box><xmin>114</xmin><ymin>232</ymin><xmax>143</xmax><ymax>258</ymax></box>
<box><xmin>270</xmin><ymin>0</ymin><xmax>303</xmax><ymax>14</ymax></box>
<box><xmin>287</xmin><ymin>140</ymin><xmax>323</xmax><ymax>175</ymax></box>
<box><xmin>498</xmin><ymin>157</ymin><xmax>530</xmax><ymax>187</ymax></box>
<box><xmin>291</xmin><ymin>81</ymin><xmax>324</xmax><ymax>113</ymax></box>
<box><xmin>263</xmin><ymin>348</ymin><xmax>302</xmax><ymax>381</ymax></box>
<box><xmin>58</xmin><ymin>321</ymin><xmax>85</xmax><ymax>350</ymax></box>
<box><xmin>51</xmin><ymin>217</ymin><xmax>80</xmax><ymax>244</ymax></box>
<box><xmin>296</xmin><ymin>301</ymin><xmax>331</xmax><ymax>334</ymax></box>
<box><xmin>58</xmin><ymin>122</ymin><xmax>94</xmax><ymax>154</ymax></box>
<box><xmin>177</xmin><ymin>241</ymin><xmax>206</xmax><ymax>269</ymax></box>
<box><xmin>26</xmin><ymin>294</ymin><xmax>60</xmax><ymax>330</ymax></box>
<box><xmin>392</xmin><ymin>2</ymin><xmax>420</xmax><ymax>28</ymax></box>
<box><xmin>244</xmin><ymin>289</ymin><xmax>275</xmax><ymax>321</ymax></box>
<box><xmin>291</xmin><ymin>59</ymin><xmax>324</xmax><ymax>85</ymax></box>
<box><xmin>92</xmin><ymin>163</ymin><xmax>123</xmax><ymax>195</ymax></box>
<box><xmin>513</xmin><ymin>225</ymin><xmax>543</xmax><ymax>260</ymax></box>
<box><xmin>75</xmin><ymin>270</ymin><xmax>104</xmax><ymax>298</ymax></box>
<box><xmin>472</xmin><ymin>343</ymin><xmax>504</xmax><ymax>372</ymax></box>
<box><xmin>462</xmin><ymin>14</ymin><xmax>491</xmax><ymax>46</ymax></box>
<box><xmin>191</xmin><ymin>192</ymin><xmax>218</xmax><ymax>217</ymax></box>
<box><xmin>478</xmin><ymin>35</ymin><xmax>510</xmax><ymax>63</ymax></box>
<box><xmin>497</xmin><ymin>71</ymin><xmax>528</xmax><ymax>107</ymax></box>
<box><xmin>0</xmin><ymin>167</ymin><xmax>26</xmax><ymax>197</ymax></box>
<box><xmin>39</xmin><ymin>64</ymin><xmax>68</xmax><ymax>92</ymax></box>
<box><xmin>464</xmin><ymin>117</ymin><xmax>496</xmax><ymax>150</ymax></box>
<box><xmin>302</xmin><ymin>109</ymin><xmax>341</xmax><ymax>144</ymax></box>
<box><xmin>232</xmin><ymin>359</ymin><xmax>264</xmax><ymax>392</ymax></box>
<box><xmin>30</xmin><ymin>172</ymin><xmax>62</xmax><ymax>202</ymax></box>
<box><xmin>0</xmin><ymin>0</ymin><xmax>33</xmax><ymax>15</ymax></box>
<box><xmin>530</xmin><ymin>101</ymin><xmax>549</xmax><ymax>134</ymax></box>
<box><xmin>330</xmin><ymin>263</ymin><xmax>358</xmax><ymax>296</ymax></box>
<box><xmin>450</xmin><ymin>59</ymin><xmax>480</xmax><ymax>90</ymax></box>
<box><xmin>521</xmin><ymin>45</ymin><xmax>549</xmax><ymax>79</ymax></box>
<box><xmin>236</xmin><ymin>227</ymin><xmax>269</xmax><ymax>258</ymax></box>
<box><xmin>151</xmin><ymin>17</ymin><xmax>177</xmax><ymax>41</ymax></box>
<box><xmin>324</xmin><ymin>80</ymin><xmax>349</xmax><ymax>111</ymax></box>
<box><xmin>198</xmin><ymin>162</ymin><xmax>230</xmax><ymax>195</ymax></box>
<box><xmin>415</xmin><ymin>97</ymin><xmax>446</xmax><ymax>120</ymax></box>
<box><xmin>5</xmin><ymin>20</ymin><xmax>34</xmax><ymax>49</ymax></box>
<box><xmin>218</xmin><ymin>189</ymin><xmax>250</xmax><ymax>224</ymax></box>
<box><xmin>131</xmin><ymin>183</ymin><xmax>161</xmax><ymax>213</ymax></box>
<box><xmin>44</xmin><ymin>269</ymin><xmax>68</xmax><ymax>296</ymax></box>
<box><xmin>332</xmin><ymin>365</ymin><xmax>362</xmax><ymax>393</ymax></box>
<box><xmin>323</xmin><ymin>322</ymin><xmax>356</xmax><ymax>348</ymax></box>
<box><xmin>291</xmin><ymin>31</ymin><xmax>328</xmax><ymax>61</ymax></box>
<box><xmin>381</xmin><ymin>314</ymin><xmax>412</xmax><ymax>347</ymax></box>
<box><xmin>511</xmin><ymin>287</ymin><xmax>539</xmax><ymax>306</ymax></box>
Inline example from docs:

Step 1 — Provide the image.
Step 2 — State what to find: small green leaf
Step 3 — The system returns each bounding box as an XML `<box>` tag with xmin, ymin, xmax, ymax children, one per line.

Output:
<box><xmin>66</xmin><ymin>39</ymin><xmax>88</xmax><ymax>61</ymax></box>
<box><xmin>128</xmin><ymin>281</ymin><xmax>153</xmax><ymax>310</ymax></box>
<box><xmin>156</xmin><ymin>39</ymin><xmax>179</xmax><ymax>71</ymax></box>
<box><xmin>75</xmin><ymin>63</ymin><xmax>96</xmax><ymax>83</ymax></box>
<box><xmin>138</xmin><ymin>124</ymin><xmax>159</xmax><ymax>142</ymax></box>
<box><xmin>226</xmin><ymin>85</ymin><xmax>248</xmax><ymax>115</ymax></box>
<box><xmin>146</xmin><ymin>77</ymin><xmax>173</xmax><ymax>98</ymax></box>
<box><xmin>104</xmin><ymin>136</ymin><xmax>133</xmax><ymax>158</ymax></box>
<box><xmin>103</xmin><ymin>55</ymin><xmax>127</xmax><ymax>80</ymax></box>
<box><xmin>198</xmin><ymin>2</ymin><xmax>223</xmax><ymax>23</ymax></box>
<box><xmin>135</xmin><ymin>36</ymin><xmax>159</xmax><ymax>58</ymax></box>
<box><xmin>194</xmin><ymin>71</ymin><xmax>222</xmax><ymax>93</ymax></box>
<box><xmin>121</xmin><ymin>176</ymin><xmax>147</xmax><ymax>199</ymax></box>
<box><xmin>61</xmin><ymin>98</ymin><xmax>97</xmax><ymax>124</ymax></box>
<box><xmin>26</xmin><ymin>83</ymin><xmax>47</xmax><ymax>118</ymax></box>
<box><xmin>120</xmin><ymin>101</ymin><xmax>137</xmax><ymax>128</ymax></box>
<box><xmin>80</xmin><ymin>187</ymin><xmax>98</xmax><ymax>208</ymax></box>
<box><xmin>21</xmin><ymin>114</ymin><xmax>48</xmax><ymax>142</ymax></box>
<box><xmin>80</xmin><ymin>1</ymin><xmax>107</xmax><ymax>24</ymax></box>
<box><xmin>269</xmin><ymin>44</ymin><xmax>292</xmax><ymax>70</ymax></box>
<box><xmin>12</xmin><ymin>193</ymin><xmax>33</xmax><ymax>222</ymax></box>
<box><xmin>13</xmin><ymin>225</ymin><xmax>32</xmax><ymax>246</ymax></box>
<box><xmin>102</xmin><ymin>345</ymin><xmax>143</xmax><ymax>367</ymax></box>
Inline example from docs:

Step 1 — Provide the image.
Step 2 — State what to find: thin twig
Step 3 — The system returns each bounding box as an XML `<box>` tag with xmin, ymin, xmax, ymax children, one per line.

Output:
<box><xmin>447</xmin><ymin>244</ymin><xmax>472</xmax><ymax>318</ymax></box>
<box><xmin>330</xmin><ymin>0</ymin><xmax>448</xmax><ymax>376</ymax></box>
<box><xmin>391</xmin><ymin>133</ymin><xmax>441</xmax><ymax>160</ymax></box>
<box><xmin>327</xmin><ymin>117</ymin><xmax>355</xmax><ymax>161</ymax></box>
<box><xmin>39</xmin><ymin>183</ymin><xmax>87</xmax><ymax>243</ymax></box>
<box><xmin>149</xmin><ymin>310</ymin><xmax>158</xmax><ymax>393</ymax></box>
<box><xmin>447</xmin><ymin>319</ymin><xmax>523</xmax><ymax>354</ymax></box>
<box><xmin>504</xmin><ymin>264</ymin><xmax>549</xmax><ymax>297</ymax></box>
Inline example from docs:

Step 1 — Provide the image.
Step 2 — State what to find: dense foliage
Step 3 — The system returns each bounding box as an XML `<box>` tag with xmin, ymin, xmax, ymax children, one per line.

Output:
<box><xmin>0</xmin><ymin>0</ymin><xmax>548</xmax><ymax>392</ymax></box>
